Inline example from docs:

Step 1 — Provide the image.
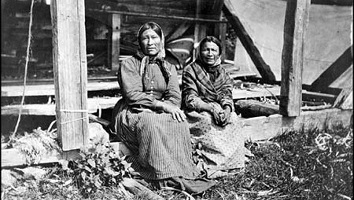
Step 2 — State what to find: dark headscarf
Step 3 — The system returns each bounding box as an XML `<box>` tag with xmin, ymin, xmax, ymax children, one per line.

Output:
<box><xmin>135</xmin><ymin>22</ymin><xmax>170</xmax><ymax>84</ymax></box>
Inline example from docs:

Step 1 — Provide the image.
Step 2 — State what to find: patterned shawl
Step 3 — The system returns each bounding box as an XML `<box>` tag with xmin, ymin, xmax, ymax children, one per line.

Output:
<box><xmin>182</xmin><ymin>59</ymin><xmax>234</xmax><ymax>111</ymax></box>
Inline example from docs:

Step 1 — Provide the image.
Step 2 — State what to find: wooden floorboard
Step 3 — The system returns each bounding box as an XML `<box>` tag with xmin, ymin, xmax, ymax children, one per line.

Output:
<box><xmin>1</xmin><ymin>81</ymin><xmax>120</xmax><ymax>97</ymax></box>
<box><xmin>1</xmin><ymin>97</ymin><xmax>121</xmax><ymax>116</ymax></box>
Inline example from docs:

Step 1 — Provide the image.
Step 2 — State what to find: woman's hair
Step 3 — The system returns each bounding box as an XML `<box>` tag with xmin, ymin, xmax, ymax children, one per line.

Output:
<box><xmin>137</xmin><ymin>21</ymin><xmax>163</xmax><ymax>41</ymax></box>
<box><xmin>199</xmin><ymin>36</ymin><xmax>222</xmax><ymax>55</ymax></box>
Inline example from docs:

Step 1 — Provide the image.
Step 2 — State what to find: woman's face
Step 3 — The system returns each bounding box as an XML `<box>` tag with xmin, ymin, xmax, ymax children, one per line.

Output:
<box><xmin>200</xmin><ymin>41</ymin><xmax>220</xmax><ymax>65</ymax></box>
<box><xmin>140</xmin><ymin>29</ymin><xmax>161</xmax><ymax>56</ymax></box>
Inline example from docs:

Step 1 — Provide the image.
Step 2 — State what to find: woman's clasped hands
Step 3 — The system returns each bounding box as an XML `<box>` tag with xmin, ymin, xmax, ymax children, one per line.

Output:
<box><xmin>211</xmin><ymin>105</ymin><xmax>231</xmax><ymax>127</ymax></box>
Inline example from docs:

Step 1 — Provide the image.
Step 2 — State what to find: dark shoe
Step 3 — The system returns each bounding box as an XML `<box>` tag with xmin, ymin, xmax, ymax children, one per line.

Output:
<box><xmin>152</xmin><ymin>177</ymin><xmax>216</xmax><ymax>195</ymax></box>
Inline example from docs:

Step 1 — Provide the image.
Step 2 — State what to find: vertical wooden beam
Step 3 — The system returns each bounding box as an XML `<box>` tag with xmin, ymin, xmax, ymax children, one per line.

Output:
<box><xmin>219</xmin><ymin>16</ymin><xmax>227</xmax><ymax>63</ymax></box>
<box><xmin>108</xmin><ymin>14</ymin><xmax>121</xmax><ymax>72</ymax></box>
<box><xmin>223</xmin><ymin>0</ymin><xmax>276</xmax><ymax>83</ymax></box>
<box><xmin>194</xmin><ymin>0</ymin><xmax>207</xmax><ymax>44</ymax></box>
<box><xmin>192</xmin><ymin>0</ymin><xmax>206</xmax><ymax>61</ymax></box>
<box><xmin>280</xmin><ymin>0</ymin><xmax>310</xmax><ymax>117</ymax></box>
<box><xmin>51</xmin><ymin>0</ymin><xmax>89</xmax><ymax>151</ymax></box>
<box><xmin>214</xmin><ymin>1</ymin><xmax>226</xmax><ymax>63</ymax></box>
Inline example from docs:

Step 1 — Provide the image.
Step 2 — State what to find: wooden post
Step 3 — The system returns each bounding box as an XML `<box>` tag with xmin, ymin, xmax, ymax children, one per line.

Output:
<box><xmin>280</xmin><ymin>0</ymin><xmax>310</xmax><ymax>117</ymax></box>
<box><xmin>50</xmin><ymin>0</ymin><xmax>89</xmax><ymax>151</ymax></box>
<box><xmin>219</xmin><ymin>17</ymin><xmax>227</xmax><ymax>63</ymax></box>
<box><xmin>108</xmin><ymin>14</ymin><xmax>121</xmax><ymax>72</ymax></box>
<box><xmin>194</xmin><ymin>0</ymin><xmax>207</xmax><ymax>44</ymax></box>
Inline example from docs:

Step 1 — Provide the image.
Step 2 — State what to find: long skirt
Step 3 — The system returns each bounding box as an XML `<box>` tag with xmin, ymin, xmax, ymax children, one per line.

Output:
<box><xmin>111</xmin><ymin>100</ymin><xmax>200</xmax><ymax>180</ymax></box>
<box><xmin>186</xmin><ymin>109</ymin><xmax>251</xmax><ymax>178</ymax></box>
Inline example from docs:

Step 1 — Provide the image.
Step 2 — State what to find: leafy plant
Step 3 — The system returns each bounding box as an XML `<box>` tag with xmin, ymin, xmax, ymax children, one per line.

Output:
<box><xmin>11</xmin><ymin>124</ymin><xmax>61</xmax><ymax>165</ymax></box>
<box><xmin>61</xmin><ymin>141</ymin><xmax>133</xmax><ymax>198</ymax></box>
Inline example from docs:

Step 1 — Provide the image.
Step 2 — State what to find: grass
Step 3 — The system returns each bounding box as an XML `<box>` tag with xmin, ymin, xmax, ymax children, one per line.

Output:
<box><xmin>200</xmin><ymin>125</ymin><xmax>353</xmax><ymax>200</ymax></box>
<box><xmin>2</xmin><ymin>125</ymin><xmax>352</xmax><ymax>200</ymax></box>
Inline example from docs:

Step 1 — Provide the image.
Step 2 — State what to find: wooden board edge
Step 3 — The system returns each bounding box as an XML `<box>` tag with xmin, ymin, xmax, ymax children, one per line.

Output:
<box><xmin>241</xmin><ymin>108</ymin><xmax>352</xmax><ymax>141</ymax></box>
<box><xmin>1</xmin><ymin>142</ymin><xmax>130</xmax><ymax>168</ymax></box>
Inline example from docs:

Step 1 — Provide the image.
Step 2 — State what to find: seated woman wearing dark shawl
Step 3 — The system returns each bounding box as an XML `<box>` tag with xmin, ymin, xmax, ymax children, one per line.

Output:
<box><xmin>110</xmin><ymin>22</ymin><xmax>215</xmax><ymax>194</ymax></box>
<box><xmin>182</xmin><ymin>36</ymin><xmax>251</xmax><ymax>178</ymax></box>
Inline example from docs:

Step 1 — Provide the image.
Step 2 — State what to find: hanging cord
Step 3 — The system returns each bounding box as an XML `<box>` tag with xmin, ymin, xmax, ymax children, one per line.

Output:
<box><xmin>6</xmin><ymin>0</ymin><xmax>35</xmax><ymax>147</ymax></box>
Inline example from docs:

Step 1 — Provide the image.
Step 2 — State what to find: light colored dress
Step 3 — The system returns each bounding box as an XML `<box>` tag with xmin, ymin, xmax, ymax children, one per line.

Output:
<box><xmin>182</xmin><ymin>60</ymin><xmax>250</xmax><ymax>177</ymax></box>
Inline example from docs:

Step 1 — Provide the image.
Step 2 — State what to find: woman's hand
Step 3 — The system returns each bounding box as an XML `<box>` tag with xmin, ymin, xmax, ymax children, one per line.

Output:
<box><xmin>219</xmin><ymin>106</ymin><xmax>231</xmax><ymax>127</ymax></box>
<box><xmin>212</xmin><ymin>105</ymin><xmax>231</xmax><ymax>127</ymax></box>
<box><xmin>156</xmin><ymin>101</ymin><xmax>186</xmax><ymax>122</ymax></box>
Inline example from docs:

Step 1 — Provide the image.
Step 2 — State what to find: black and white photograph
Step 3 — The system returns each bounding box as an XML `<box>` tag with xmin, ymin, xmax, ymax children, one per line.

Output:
<box><xmin>1</xmin><ymin>0</ymin><xmax>353</xmax><ymax>199</ymax></box>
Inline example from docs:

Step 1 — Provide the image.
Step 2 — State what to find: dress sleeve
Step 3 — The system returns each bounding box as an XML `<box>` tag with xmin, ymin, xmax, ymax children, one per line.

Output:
<box><xmin>218</xmin><ymin>70</ymin><xmax>234</xmax><ymax>111</ymax></box>
<box><xmin>163</xmin><ymin>62</ymin><xmax>182</xmax><ymax>106</ymax></box>
<box><xmin>118</xmin><ymin>58</ymin><xmax>158</xmax><ymax>109</ymax></box>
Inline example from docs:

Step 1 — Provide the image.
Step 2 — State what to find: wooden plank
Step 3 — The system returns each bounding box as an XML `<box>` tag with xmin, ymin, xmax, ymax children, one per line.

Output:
<box><xmin>235</xmin><ymin>99</ymin><xmax>334</xmax><ymax>118</ymax></box>
<box><xmin>1</xmin><ymin>142</ymin><xmax>130</xmax><ymax>168</ymax></box>
<box><xmin>242</xmin><ymin>108</ymin><xmax>352</xmax><ymax>141</ymax></box>
<box><xmin>232</xmin><ymin>86</ymin><xmax>281</xmax><ymax>99</ymax></box>
<box><xmin>216</xmin><ymin>14</ymin><xmax>227</xmax><ymax>63</ymax></box>
<box><xmin>222</xmin><ymin>0</ymin><xmax>276</xmax><ymax>84</ymax></box>
<box><xmin>108</xmin><ymin>14</ymin><xmax>121</xmax><ymax>72</ymax></box>
<box><xmin>165</xmin><ymin>21</ymin><xmax>191</xmax><ymax>43</ymax></box>
<box><xmin>86</xmin><ymin>8</ymin><xmax>227</xmax><ymax>23</ymax></box>
<box><xmin>279</xmin><ymin>0</ymin><xmax>310</xmax><ymax>117</ymax></box>
<box><xmin>194</xmin><ymin>0</ymin><xmax>207</xmax><ymax>45</ymax></box>
<box><xmin>1</xmin><ymin>81</ymin><xmax>119</xmax><ymax>97</ymax></box>
<box><xmin>333</xmin><ymin>87</ymin><xmax>353</xmax><ymax>109</ymax></box>
<box><xmin>302</xmin><ymin>90</ymin><xmax>337</xmax><ymax>104</ymax></box>
<box><xmin>310</xmin><ymin>46</ymin><xmax>353</xmax><ymax>93</ymax></box>
<box><xmin>1</xmin><ymin>97</ymin><xmax>121</xmax><ymax>116</ymax></box>
<box><xmin>51</xmin><ymin>0</ymin><xmax>89</xmax><ymax>151</ymax></box>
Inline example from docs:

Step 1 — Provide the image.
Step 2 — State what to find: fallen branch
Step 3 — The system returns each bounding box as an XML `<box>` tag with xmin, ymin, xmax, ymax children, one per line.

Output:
<box><xmin>121</xmin><ymin>178</ymin><xmax>164</xmax><ymax>200</ymax></box>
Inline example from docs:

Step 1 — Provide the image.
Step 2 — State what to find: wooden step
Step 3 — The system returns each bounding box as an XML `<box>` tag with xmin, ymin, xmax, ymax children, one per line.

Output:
<box><xmin>1</xmin><ymin>142</ymin><xmax>130</xmax><ymax>168</ymax></box>
<box><xmin>1</xmin><ymin>97</ymin><xmax>121</xmax><ymax>116</ymax></box>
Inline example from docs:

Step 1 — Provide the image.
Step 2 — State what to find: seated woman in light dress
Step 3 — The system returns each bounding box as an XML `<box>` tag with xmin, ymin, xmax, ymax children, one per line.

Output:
<box><xmin>182</xmin><ymin>36</ymin><xmax>251</xmax><ymax>178</ymax></box>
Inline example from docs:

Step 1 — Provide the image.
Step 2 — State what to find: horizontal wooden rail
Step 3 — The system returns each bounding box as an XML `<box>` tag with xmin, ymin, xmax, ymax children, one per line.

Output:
<box><xmin>86</xmin><ymin>8</ymin><xmax>228</xmax><ymax>23</ymax></box>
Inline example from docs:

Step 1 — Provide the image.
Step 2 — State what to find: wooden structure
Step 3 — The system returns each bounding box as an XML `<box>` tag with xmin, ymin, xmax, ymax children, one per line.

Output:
<box><xmin>1</xmin><ymin>0</ymin><xmax>352</xmax><ymax>168</ymax></box>
<box><xmin>50</xmin><ymin>0</ymin><xmax>89</xmax><ymax>151</ymax></box>
<box><xmin>280</xmin><ymin>0</ymin><xmax>310</xmax><ymax>117</ymax></box>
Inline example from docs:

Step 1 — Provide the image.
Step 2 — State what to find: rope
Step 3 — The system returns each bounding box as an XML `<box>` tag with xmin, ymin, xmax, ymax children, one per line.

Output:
<box><xmin>59</xmin><ymin>109</ymin><xmax>88</xmax><ymax>113</ymax></box>
<box><xmin>60</xmin><ymin>117</ymin><xmax>88</xmax><ymax>125</ymax></box>
<box><xmin>7</xmin><ymin>0</ymin><xmax>35</xmax><ymax>145</ymax></box>
<box><xmin>57</xmin><ymin>109</ymin><xmax>89</xmax><ymax>125</ymax></box>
